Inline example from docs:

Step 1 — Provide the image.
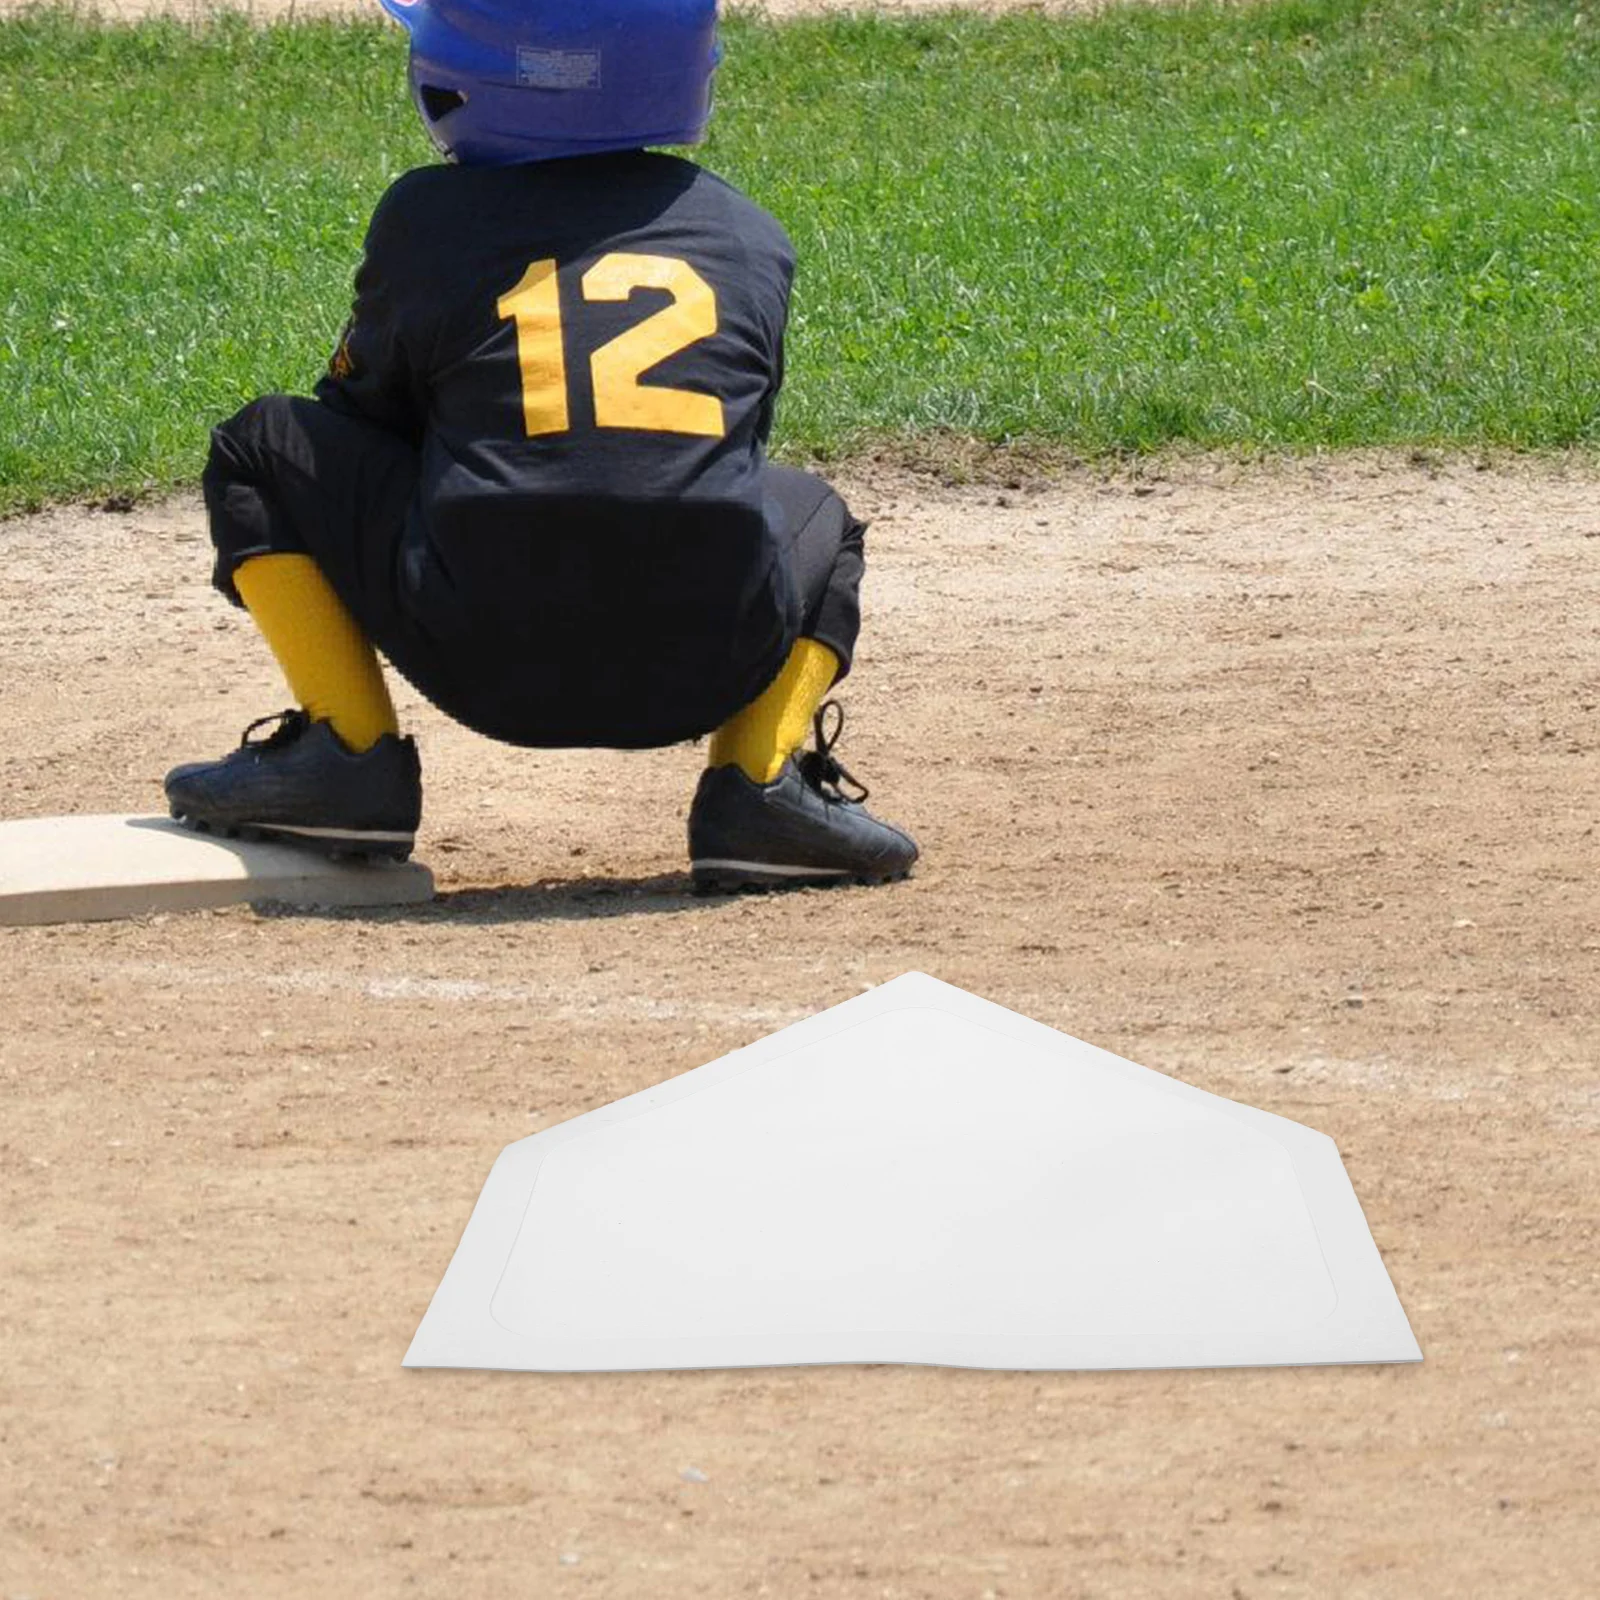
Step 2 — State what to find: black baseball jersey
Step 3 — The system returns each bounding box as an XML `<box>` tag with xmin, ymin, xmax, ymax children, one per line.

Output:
<box><xmin>314</xmin><ymin>152</ymin><xmax>801</xmax><ymax>739</ymax></box>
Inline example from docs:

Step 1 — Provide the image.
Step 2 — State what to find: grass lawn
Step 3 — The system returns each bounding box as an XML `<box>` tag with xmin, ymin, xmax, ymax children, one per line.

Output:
<box><xmin>1</xmin><ymin>0</ymin><xmax>1597</xmax><ymax>510</ymax></box>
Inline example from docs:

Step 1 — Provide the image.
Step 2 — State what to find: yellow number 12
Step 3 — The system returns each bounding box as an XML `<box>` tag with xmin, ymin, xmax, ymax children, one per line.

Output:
<box><xmin>497</xmin><ymin>252</ymin><xmax>726</xmax><ymax>440</ymax></box>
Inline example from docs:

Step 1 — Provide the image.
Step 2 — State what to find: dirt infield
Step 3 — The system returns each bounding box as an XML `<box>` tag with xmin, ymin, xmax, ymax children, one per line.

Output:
<box><xmin>3</xmin><ymin>452</ymin><xmax>1597</xmax><ymax>1598</ymax></box>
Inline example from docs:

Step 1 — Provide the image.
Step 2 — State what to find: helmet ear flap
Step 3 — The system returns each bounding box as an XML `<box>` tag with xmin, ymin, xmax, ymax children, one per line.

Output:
<box><xmin>417</xmin><ymin>83</ymin><xmax>467</xmax><ymax>121</ymax></box>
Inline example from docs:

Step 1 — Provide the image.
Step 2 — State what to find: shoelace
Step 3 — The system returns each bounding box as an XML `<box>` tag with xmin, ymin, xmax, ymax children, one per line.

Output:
<box><xmin>797</xmin><ymin>699</ymin><xmax>869</xmax><ymax>803</ymax></box>
<box><xmin>239</xmin><ymin>708</ymin><xmax>310</xmax><ymax>750</ymax></box>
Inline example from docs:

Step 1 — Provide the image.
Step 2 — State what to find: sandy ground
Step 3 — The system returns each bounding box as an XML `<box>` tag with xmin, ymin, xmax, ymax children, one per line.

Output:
<box><xmin>2</xmin><ymin>452</ymin><xmax>1598</xmax><ymax>1598</ymax></box>
<box><xmin>9</xmin><ymin>4</ymin><xmax>1594</xmax><ymax>1597</ymax></box>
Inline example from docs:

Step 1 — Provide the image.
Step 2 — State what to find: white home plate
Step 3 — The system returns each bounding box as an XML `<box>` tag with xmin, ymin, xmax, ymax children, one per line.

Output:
<box><xmin>0</xmin><ymin>814</ymin><xmax>433</xmax><ymax>925</ymax></box>
<box><xmin>406</xmin><ymin>973</ymin><xmax>1420</xmax><ymax>1373</ymax></box>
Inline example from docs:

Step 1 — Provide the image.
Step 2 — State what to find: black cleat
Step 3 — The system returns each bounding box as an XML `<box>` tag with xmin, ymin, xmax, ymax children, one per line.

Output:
<box><xmin>164</xmin><ymin>709</ymin><xmax>422</xmax><ymax>861</ymax></box>
<box><xmin>688</xmin><ymin>701</ymin><xmax>918</xmax><ymax>892</ymax></box>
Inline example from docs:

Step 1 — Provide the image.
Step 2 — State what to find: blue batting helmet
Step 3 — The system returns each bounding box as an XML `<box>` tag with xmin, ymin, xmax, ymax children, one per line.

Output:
<box><xmin>377</xmin><ymin>0</ymin><xmax>720</xmax><ymax>167</ymax></box>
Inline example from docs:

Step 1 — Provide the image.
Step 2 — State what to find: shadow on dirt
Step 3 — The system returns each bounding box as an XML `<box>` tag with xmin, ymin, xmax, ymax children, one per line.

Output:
<box><xmin>254</xmin><ymin>870</ymin><xmax>747</xmax><ymax>926</ymax></box>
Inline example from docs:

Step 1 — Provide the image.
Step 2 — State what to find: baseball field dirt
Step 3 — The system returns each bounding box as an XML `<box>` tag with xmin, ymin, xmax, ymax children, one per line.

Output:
<box><xmin>2</xmin><ymin>451</ymin><xmax>1597</xmax><ymax>1597</ymax></box>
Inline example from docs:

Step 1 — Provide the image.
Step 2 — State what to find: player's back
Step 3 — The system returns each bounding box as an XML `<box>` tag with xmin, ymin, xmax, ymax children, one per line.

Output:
<box><xmin>354</xmin><ymin>154</ymin><xmax>789</xmax><ymax>536</ymax></box>
<box><xmin>324</xmin><ymin>152</ymin><xmax>800</xmax><ymax>744</ymax></box>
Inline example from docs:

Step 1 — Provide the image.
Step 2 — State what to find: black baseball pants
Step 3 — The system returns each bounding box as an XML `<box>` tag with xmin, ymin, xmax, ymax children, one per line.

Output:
<box><xmin>201</xmin><ymin>395</ymin><xmax>865</xmax><ymax>749</ymax></box>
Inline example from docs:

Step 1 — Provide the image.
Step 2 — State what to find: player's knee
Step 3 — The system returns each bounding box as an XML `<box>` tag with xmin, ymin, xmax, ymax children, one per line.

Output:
<box><xmin>209</xmin><ymin>393</ymin><xmax>296</xmax><ymax>461</ymax></box>
<box><xmin>202</xmin><ymin>395</ymin><xmax>317</xmax><ymax>518</ymax></box>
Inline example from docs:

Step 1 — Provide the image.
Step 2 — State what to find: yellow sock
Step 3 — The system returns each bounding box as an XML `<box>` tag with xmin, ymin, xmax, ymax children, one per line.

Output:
<box><xmin>233</xmin><ymin>553</ymin><xmax>398</xmax><ymax>754</ymax></box>
<box><xmin>708</xmin><ymin>638</ymin><xmax>840</xmax><ymax>784</ymax></box>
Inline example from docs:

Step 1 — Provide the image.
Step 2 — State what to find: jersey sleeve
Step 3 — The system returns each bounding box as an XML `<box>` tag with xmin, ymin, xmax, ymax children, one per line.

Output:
<box><xmin>752</xmin><ymin>318</ymin><xmax>784</xmax><ymax>448</ymax></box>
<box><xmin>751</xmin><ymin>225</ymin><xmax>796</xmax><ymax>449</ymax></box>
<box><xmin>314</xmin><ymin>174</ymin><xmax>434</xmax><ymax>446</ymax></box>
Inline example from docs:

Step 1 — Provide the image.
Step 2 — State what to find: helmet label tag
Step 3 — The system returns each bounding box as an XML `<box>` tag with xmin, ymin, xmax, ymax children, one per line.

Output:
<box><xmin>516</xmin><ymin>47</ymin><xmax>602</xmax><ymax>92</ymax></box>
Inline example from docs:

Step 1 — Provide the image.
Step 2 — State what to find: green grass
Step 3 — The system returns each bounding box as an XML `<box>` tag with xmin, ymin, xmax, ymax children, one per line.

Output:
<box><xmin>1</xmin><ymin>0</ymin><xmax>1598</xmax><ymax>509</ymax></box>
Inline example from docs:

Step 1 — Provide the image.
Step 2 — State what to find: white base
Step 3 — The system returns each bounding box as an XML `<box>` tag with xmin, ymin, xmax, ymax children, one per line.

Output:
<box><xmin>406</xmin><ymin>973</ymin><xmax>1422</xmax><ymax>1373</ymax></box>
<box><xmin>0</xmin><ymin>813</ymin><xmax>433</xmax><ymax>925</ymax></box>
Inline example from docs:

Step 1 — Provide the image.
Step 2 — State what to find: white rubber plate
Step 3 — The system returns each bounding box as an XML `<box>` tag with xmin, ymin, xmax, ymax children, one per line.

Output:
<box><xmin>0</xmin><ymin>813</ymin><xmax>431</xmax><ymax>925</ymax></box>
<box><xmin>405</xmin><ymin>973</ymin><xmax>1420</xmax><ymax>1372</ymax></box>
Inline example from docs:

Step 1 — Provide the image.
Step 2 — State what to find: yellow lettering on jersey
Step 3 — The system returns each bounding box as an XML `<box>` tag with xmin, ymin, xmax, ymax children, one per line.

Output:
<box><xmin>581</xmin><ymin>253</ymin><xmax>726</xmax><ymax>439</ymax></box>
<box><xmin>497</xmin><ymin>258</ymin><xmax>570</xmax><ymax>437</ymax></box>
